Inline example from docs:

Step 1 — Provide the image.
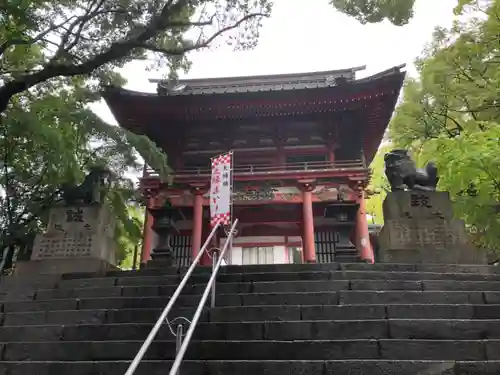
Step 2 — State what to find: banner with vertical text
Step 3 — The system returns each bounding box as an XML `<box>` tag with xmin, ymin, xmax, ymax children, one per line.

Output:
<box><xmin>210</xmin><ymin>151</ymin><xmax>233</xmax><ymax>227</ymax></box>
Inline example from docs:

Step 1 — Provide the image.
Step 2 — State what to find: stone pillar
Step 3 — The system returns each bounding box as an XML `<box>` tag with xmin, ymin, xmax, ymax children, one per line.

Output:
<box><xmin>16</xmin><ymin>204</ymin><xmax>118</xmax><ymax>275</ymax></box>
<box><xmin>300</xmin><ymin>183</ymin><xmax>316</xmax><ymax>263</ymax></box>
<box><xmin>355</xmin><ymin>190</ymin><xmax>375</xmax><ymax>263</ymax></box>
<box><xmin>191</xmin><ymin>189</ymin><xmax>204</xmax><ymax>262</ymax></box>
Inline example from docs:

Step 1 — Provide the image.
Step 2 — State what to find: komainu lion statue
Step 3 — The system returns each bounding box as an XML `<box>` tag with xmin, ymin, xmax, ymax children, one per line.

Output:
<box><xmin>384</xmin><ymin>149</ymin><xmax>439</xmax><ymax>192</ymax></box>
<box><xmin>59</xmin><ymin>166</ymin><xmax>113</xmax><ymax>206</ymax></box>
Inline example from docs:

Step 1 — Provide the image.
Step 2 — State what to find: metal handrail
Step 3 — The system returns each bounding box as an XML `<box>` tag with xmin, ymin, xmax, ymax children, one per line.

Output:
<box><xmin>168</xmin><ymin>218</ymin><xmax>239</xmax><ymax>375</ymax></box>
<box><xmin>124</xmin><ymin>221</ymin><xmax>221</xmax><ymax>375</ymax></box>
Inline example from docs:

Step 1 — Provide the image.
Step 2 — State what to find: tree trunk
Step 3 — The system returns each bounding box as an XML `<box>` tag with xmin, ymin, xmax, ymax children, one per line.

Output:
<box><xmin>0</xmin><ymin>95</ymin><xmax>8</xmax><ymax>114</ymax></box>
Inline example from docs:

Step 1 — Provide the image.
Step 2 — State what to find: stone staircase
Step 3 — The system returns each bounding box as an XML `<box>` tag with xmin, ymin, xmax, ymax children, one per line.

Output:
<box><xmin>1</xmin><ymin>262</ymin><xmax>500</xmax><ymax>374</ymax></box>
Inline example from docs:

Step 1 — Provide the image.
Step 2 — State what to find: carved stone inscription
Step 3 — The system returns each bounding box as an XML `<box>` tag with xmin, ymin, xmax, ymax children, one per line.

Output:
<box><xmin>66</xmin><ymin>208</ymin><xmax>84</xmax><ymax>223</ymax></box>
<box><xmin>34</xmin><ymin>233</ymin><xmax>93</xmax><ymax>259</ymax></box>
<box><xmin>388</xmin><ymin>220</ymin><xmax>417</xmax><ymax>247</ymax></box>
<box><xmin>384</xmin><ymin>219</ymin><xmax>460</xmax><ymax>250</ymax></box>
<box><xmin>410</xmin><ymin>193</ymin><xmax>432</xmax><ymax>208</ymax></box>
<box><xmin>31</xmin><ymin>204</ymin><xmax>116</xmax><ymax>265</ymax></box>
<box><xmin>418</xmin><ymin>221</ymin><xmax>458</xmax><ymax>248</ymax></box>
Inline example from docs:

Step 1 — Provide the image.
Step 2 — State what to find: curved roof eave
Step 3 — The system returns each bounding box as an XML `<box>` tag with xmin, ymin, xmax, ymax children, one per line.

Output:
<box><xmin>101</xmin><ymin>64</ymin><xmax>405</xmax><ymax>100</ymax></box>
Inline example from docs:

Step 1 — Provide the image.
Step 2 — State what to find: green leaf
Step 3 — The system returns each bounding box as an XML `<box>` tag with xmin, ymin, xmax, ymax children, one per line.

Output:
<box><xmin>386</xmin><ymin>0</ymin><xmax>500</xmax><ymax>253</ymax></box>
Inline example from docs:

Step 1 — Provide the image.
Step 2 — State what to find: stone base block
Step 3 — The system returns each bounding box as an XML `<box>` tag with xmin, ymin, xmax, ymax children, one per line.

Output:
<box><xmin>30</xmin><ymin>203</ymin><xmax>117</xmax><ymax>267</ymax></box>
<box><xmin>377</xmin><ymin>246</ymin><xmax>486</xmax><ymax>265</ymax></box>
<box><xmin>378</xmin><ymin>218</ymin><xmax>486</xmax><ymax>264</ymax></box>
<box><xmin>378</xmin><ymin>191</ymin><xmax>486</xmax><ymax>264</ymax></box>
<box><xmin>13</xmin><ymin>258</ymin><xmax>119</xmax><ymax>277</ymax></box>
<box><xmin>379</xmin><ymin>218</ymin><xmax>470</xmax><ymax>249</ymax></box>
<box><xmin>383</xmin><ymin>190</ymin><xmax>454</xmax><ymax>220</ymax></box>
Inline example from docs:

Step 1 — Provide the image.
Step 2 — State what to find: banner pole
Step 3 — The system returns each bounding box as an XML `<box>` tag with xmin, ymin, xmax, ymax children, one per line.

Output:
<box><xmin>228</xmin><ymin>150</ymin><xmax>234</xmax><ymax>263</ymax></box>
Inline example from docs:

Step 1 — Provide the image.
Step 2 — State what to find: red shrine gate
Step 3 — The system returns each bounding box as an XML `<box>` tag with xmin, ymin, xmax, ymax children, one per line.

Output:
<box><xmin>103</xmin><ymin>65</ymin><xmax>406</xmax><ymax>266</ymax></box>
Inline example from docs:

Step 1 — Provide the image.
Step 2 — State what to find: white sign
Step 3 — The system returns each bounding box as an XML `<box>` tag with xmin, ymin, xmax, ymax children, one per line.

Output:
<box><xmin>210</xmin><ymin>152</ymin><xmax>232</xmax><ymax>227</ymax></box>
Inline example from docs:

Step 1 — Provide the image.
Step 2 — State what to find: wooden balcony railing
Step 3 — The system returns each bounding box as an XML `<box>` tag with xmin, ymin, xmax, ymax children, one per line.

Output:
<box><xmin>144</xmin><ymin>159</ymin><xmax>365</xmax><ymax>178</ymax></box>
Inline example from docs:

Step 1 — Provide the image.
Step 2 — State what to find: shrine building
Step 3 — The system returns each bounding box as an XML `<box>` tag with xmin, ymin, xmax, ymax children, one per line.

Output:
<box><xmin>102</xmin><ymin>64</ymin><xmax>406</xmax><ymax>266</ymax></box>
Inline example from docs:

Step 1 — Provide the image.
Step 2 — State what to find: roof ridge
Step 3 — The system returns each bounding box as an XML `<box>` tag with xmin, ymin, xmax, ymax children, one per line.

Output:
<box><xmin>149</xmin><ymin>65</ymin><xmax>367</xmax><ymax>86</ymax></box>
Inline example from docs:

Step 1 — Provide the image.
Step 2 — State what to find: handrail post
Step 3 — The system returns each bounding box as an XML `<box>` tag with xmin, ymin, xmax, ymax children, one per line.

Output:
<box><xmin>211</xmin><ymin>249</ymin><xmax>218</xmax><ymax>308</ymax></box>
<box><xmin>175</xmin><ymin>324</ymin><xmax>183</xmax><ymax>375</ymax></box>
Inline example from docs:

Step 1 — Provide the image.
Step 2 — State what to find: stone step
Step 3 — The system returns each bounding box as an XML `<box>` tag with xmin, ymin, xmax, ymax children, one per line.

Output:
<box><xmin>0</xmin><ymin>275</ymin><xmax>60</xmax><ymax>290</ymax></box>
<box><xmin>4</xmin><ymin>263</ymin><xmax>499</xmax><ymax>286</ymax></box>
<box><xmin>5</xmin><ymin>279</ymin><xmax>500</xmax><ymax>303</ymax></box>
<box><xmin>2</xmin><ymin>339</ymin><xmax>500</xmax><ymax>361</ymax></box>
<box><xmin>2</xmin><ymin>319</ymin><xmax>500</xmax><ymax>342</ymax></box>
<box><xmin>138</xmin><ymin>262</ymin><xmax>500</xmax><ymax>275</ymax></box>
<box><xmin>177</xmin><ymin>270</ymin><xmax>500</xmax><ymax>283</ymax></box>
<box><xmin>1</xmin><ymin>307</ymin><xmax>200</xmax><ymax>326</ymax></box>
<box><xmin>329</xmin><ymin>254</ymin><xmax>360</xmax><ymax>263</ymax></box>
<box><xmin>0</xmin><ymin>360</ymin><xmax>499</xmax><ymax>375</ymax></box>
<box><xmin>3</xmin><ymin>290</ymin><xmax>500</xmax><ymax>312</ymax></box>
<box><xmin>5</xmin><ymin>304</ymin><xmax>500</xmax><ymax>326</ymax></box>
<box><xmin>213</xmin><ymin>263</ymin><xmax>500</xmax><ymax>274</ymax></box>
<box><xmin>6</xmin><ymin>270</ymin><xmax>500</xmax><ymax>295</ymax></box>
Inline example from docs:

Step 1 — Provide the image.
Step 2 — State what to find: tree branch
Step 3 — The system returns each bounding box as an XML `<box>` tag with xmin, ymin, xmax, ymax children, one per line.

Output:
<box><xmin>0</xmin><ymin>17</ymin><xmax>77</xmax><ymax>58</ymax></box>
<box><xmin>49</xmin><ymin>0</ymin><xmax>107</xmax><ymax>63</ymax></box>
<box><xmin>0</xmin><ymin>8</ymin><xmax>268</xmax><ymax>113</ymax></box>
<box><xmin>132</xmin><ymin>12</ymin><xmax>268</xmax><ymax>55</ymax></box>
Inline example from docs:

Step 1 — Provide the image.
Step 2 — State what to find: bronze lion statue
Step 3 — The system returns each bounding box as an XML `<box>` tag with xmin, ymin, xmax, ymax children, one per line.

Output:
<box><xmin>384</xmin><ymin>149</ymin><xmax>439</xmax><ymax>192</ymax></box>
<box><xmin>59</xmin><ymin>166</ymin><xmax>113</xmax><ymax>206</ymax></box>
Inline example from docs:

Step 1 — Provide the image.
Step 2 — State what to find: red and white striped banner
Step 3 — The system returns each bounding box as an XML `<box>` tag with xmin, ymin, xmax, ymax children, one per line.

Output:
<box><xmin>210</xmin><ymin>152</ymin><xmax>233</xmax><ymax>227</ymax></box>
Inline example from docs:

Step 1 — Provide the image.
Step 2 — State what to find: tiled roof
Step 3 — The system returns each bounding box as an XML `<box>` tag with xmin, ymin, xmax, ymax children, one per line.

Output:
<box><xmin>151</xmin><ymin>65</ymin><xmax>374</xmax><ymax>96</ymax></box>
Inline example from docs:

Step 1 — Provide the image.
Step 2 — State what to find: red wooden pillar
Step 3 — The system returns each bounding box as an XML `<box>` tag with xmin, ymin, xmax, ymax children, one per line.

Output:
<box><xmin>191</xmin><ymin>189</ymin><xmax>204</xmax><ymax>263</ymax></box>
<box><xmin>355</xmin><ymin>190</ymin><xmax>374</xmax><ymax>263</ymax></box>
<box><xmin>327</xmin><ymin>141</ymin><xmax>336</xmax><ymax>163</ymax></box>
<box><xmin>199</xmin><ymin>222</ymin><xmax>213</xmax><ymax>266</ymax></box>
<box><xmin>300</xmin><ymin>183</ymin><xmax>316</xmax><ymax>263</ymax></box>
<box><xmin>277</xmin><ymin>144</ymin><xmax>286</xmax><ymax>167</ymax></box>
<box><xmin>328</xmin><ymin>150</ymin><xmax>335</xmax><ymax>163</ymax></box>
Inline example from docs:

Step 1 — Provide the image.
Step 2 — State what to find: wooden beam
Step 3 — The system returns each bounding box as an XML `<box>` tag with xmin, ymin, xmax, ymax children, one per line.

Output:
<box><xmin>236</xmin><ymin>207</ymin><xmax>302</xmax><ymax>223</ymax></box>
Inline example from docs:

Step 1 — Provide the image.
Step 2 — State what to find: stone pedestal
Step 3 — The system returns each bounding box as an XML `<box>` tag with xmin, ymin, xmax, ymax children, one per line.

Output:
<box><xmin>378</xmin><ymin>191</ymin><xmax>486</xmax><ymax>264</ymax></box>
<box><xmin>15</xmin><ymin>204</ymin><xmax>118</xmax><ymax>276</ymax></box>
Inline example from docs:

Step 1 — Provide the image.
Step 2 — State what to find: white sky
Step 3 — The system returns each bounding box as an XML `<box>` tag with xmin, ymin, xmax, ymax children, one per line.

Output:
<box><xmin>92</xmin><ymin>0</ymin><xmax>459</xmax><ymax>125</ymax></box>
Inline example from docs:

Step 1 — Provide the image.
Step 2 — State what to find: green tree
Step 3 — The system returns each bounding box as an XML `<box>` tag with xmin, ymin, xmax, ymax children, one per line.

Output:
<box><xmin>330</xmin><ymin>0</ymin><xmax>416</xmax><ymax>25</ymax></box>
<box><xmin>118</xmin><ymin>205</ymin><xmax>145</xmax><ymax>270</ymax></box>
<box><xmin>0</xmin><ymin>0</ymin><xmax>273</xmax><ymax>114</ymax></box>
<box><xmin>0</xmin><ymin>78</ymin><xmax>167</xmax><ymax>271</ymax></box>
<box><xmin>366</xmin><ymin>144</ymin><xmax>391</xmax><ymax>224</ymax></box>
<box><xmin>0</xmin><ymin>0</ymin><xmax>422</xmax><ymax>114</ymax></box>
<box><xmin>389</xmin><ymin>0</ymin><xmax>500</xmax><ymax>251</ymax></box>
